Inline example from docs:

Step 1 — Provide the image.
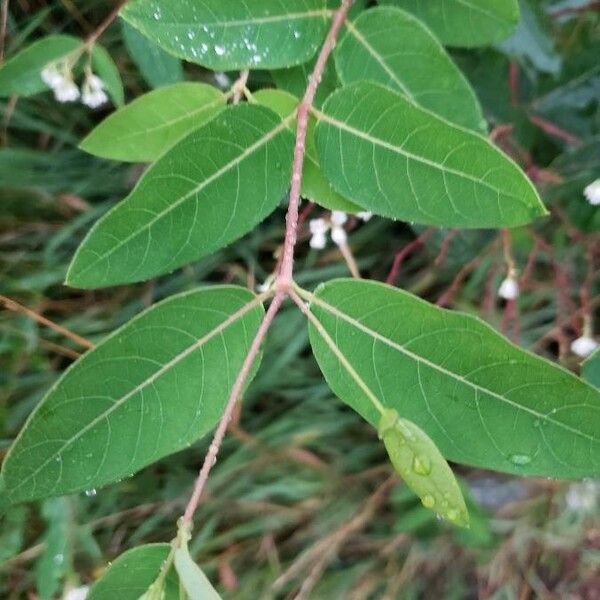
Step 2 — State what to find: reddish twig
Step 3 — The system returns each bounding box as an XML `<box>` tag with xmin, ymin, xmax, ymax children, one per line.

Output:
<box><xmin>434</xmin><ymin>229</ymin><xmax>458</xmax><ymax>267</ymax></box>
<box><xmin>181</xmin><ymin>0</ymin><xmax>353</xmax><ymax>527</ymax></box>
<box><xmin>84</xmin><ymin>0</ymin><xmax>128</xmax><ymax>47</ymax></box>
<box><xmin>529</xmin><ymin>115</ymin><xmax>582</xmax><ymax>146</ymax></box>
<box><xmin>509</xmin><ymin>63</ymin><xmax>519</xmax><ymax>107</ymax></box>
<box><xmin>386</xmin><ymin>228</ymin><xmax>434</xmax><ymax>285</ymax></box>
<box><xmin>550</xmin><ymin>1</ymin><xmax>600</xmax><ymax>17</ymax></box>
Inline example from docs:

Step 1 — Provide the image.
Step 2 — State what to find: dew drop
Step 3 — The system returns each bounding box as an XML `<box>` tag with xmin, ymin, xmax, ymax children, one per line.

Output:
<box><xmin>53</xmin><ymin>553</ymin><xmax>64</xmax><ymax>565</ymax></box>
<box><xmin>509</xmin><ymin>453</ymin><xmax>532</xmax><ymax>466</ymax></box>
<box><xmin>412</xmin><ymin>455</ymin><xmax>431</xmax><ymax>476</ymax></box>
<box><xmin>446</xmin><ymin>508</ymin><xmax>460</xmax><ymax>522</ymax></box>
<box><xmin>421</xmin><ymin>494</ymin><xmax>435</xmax><ymax>508</ymax></box>
<box><xmin>85</xmin><ymin>488</ymin><xmax>97</xmax><ymax>497</ymax></box>
<box><xmin>214</xmin><ymin>45</ymin><xmax>225</xmax><ymax>56</ymax></box>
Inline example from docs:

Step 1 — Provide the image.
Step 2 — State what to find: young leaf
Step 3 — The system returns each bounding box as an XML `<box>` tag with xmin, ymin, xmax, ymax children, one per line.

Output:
<box><xmin>335</xmin><ymin>7</ymin><xmax>486</xmax><ymax>133</ymax></box>
<box><xmin>91</xmin><ymin>45</ymin><xmax>125</xmax><ymax>106</ymax></box>
<box><xmin>0</xmin><ymin>286</ymin><xmax>265</xmax><ymax>504</ymax></box>
<box><xmin>0</xmin><ymin>35</ymin><xmax>81</xmax><ymax>97</ymax></box>
<box><xmin>80</xmin><ymin>83</ymin><xmax>226</xmax><ymax>162</ymax></box>
<box><xmin>381</xmin><ymin>0</ymin><xmax>520</xmax><ymax>48</ymax></box>
<box><xmin>174</xmin><ymin>522</ymin><xmax>221</xmax><ymax>600</ymax></box>
<box><xmin>379</xmin><ymin>409</ymin><xmax>469</xmax><ymax>527</ymax></box>
<box><xmin>120</xmin><ymin>0</ymin><xmax>330</xmax><ymax>70</ymax></box>
<box><xmin>314</xmin><ymin>82</ymin><xmax>547</xmax><ymax>228</ymax></box>
<box><xmin>67</xmin><ymin>104</ymin><xmax>294</xmax><ymax>288</ymax></box>
<box><xmin>87</xmin><ymin>544</ymin><xmax>179</xmax><ymax>600</ymax></box>
<box><xmin>122</xmin><ymin>21</ymin><xmax>184</xmax><ymax>89</ymax></box>
<box><xmin>307</xmin><ymin>279</ymin><xmax>600</xmax><ymax>479</ymax></box>
<box><xmin>254</xmin><ymin>88</ymin><xmax>361</xmax><ymax>213</ymax></box>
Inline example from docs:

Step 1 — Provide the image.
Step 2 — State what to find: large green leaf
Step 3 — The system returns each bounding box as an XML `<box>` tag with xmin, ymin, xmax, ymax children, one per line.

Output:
<box><xmin>307</xmin><ymin>279</ymin><xmax>600</xmax><ymax>479</ymax></box>
<box><xmin>0</xmin><ymin>35</ymin><xmax>81</xmax><ymax>97</ymax></box>
<box><xmin>67</xmin><ymin>104</ymin><xmax>294</xmax><ymax>288</ymax></box>
<box><xmin>88</xmin><ymin>544</ymin><xmax>179</xmax><ymax>600</ymax></box>
<box><xmin>314</xmin><ymin>82</ymin><xmax>546</xmax><ymax>228</ymax></box>
<box><xmin>120</xmin><ymin>0</ymin><xmax>330</xmax><ymax>70</ymax></box>
<box><xmin>583</xmin><ymin>349</ymin><xmax>600</xmax><ymax>389</ymax></box>
<box><xmin>80</xmin><ymin>83</ymin><xmax>226</xmax><ymax>162</ymax></box>
<box><xmin>0</xmin><ymin>286</ymin><xmax>264</xmax><ymax>504</ymax></box>
<box><xmin>254</xmin><ymin>88</ymin><xmax>360</xmax><ymax>213</ymax></box>
<box><xmin>122</xmin><ymin>21</ymin><xmax>184</xmax><ymax>89</ymax></box>
<box><xmin>335</xmin><ymin>7</ymin><xmax>486</xmax><ymax>133</ymax></box>
<box><xmin>381</xmin><ymin>0</ymin><xmax>520</xmax><ymax>47</ymax></box>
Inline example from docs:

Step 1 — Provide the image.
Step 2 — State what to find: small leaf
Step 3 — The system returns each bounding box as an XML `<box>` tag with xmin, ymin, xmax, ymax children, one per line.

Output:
<box><xmin>120</xmin><ymin>0</ymin><xmax>330</xmax><ymax>70</ymax></box>
<box><xmin>307</xmin><ymin>278</ymin><xmax>600</xmax><ymax>479</ymax></box>
<box><xmin>91</xmin><ymin>44</ymin><xmax>125</xmax><ymax>106</ymax></box>
<box><xmin>80</xmin><ymin>83</ymin><xmax>226</xmax><ymax>162</ymax></box>
<box><xmin>0</xmin><ymin>35</ymin><xmax>81</xmax><ymax>97</ymax></box>
<box><xmin>68</xmin><ymin>104</ymin><xmax>294</xmax><ymax>288</ymax></box>
<box><xmin>314</xmin><ymin>82</ymin><xmax>547</xmax><ymax>228</ymax></box>
<box><xmin>174</xmin><ymin>524</ymin><xmax>221</xmax><ymax>600</ymax></box>
<box><xmin>0</xmin><ymin>286</ymin><xmax>264</xmax><ymax>504</ymax></box>
<box><xmin>122</xmin><ymin>21</ymin><xmax>184</xmax><ymax>88</ymax></box>
<box><xmin>87</xmin><ymin>544</ymin><xmax>179</xmax><ymax>600</ymax></box>
<box><xmin>335</xmin><ymin>7</ymin><xmax>486</xmax><ymax>132</ymax></box>
<box><xmin>379</xmin><ymin>409</ymin><xmax>469</xmax><ymax>527</ymax></box>
<box><xmin>254</xmin><ymin>88</ymin><xmax>360</xmax><ymax>212</ymax></box>
<box><xmin>381</xmin><ymin>0</ymin><xmax>520</xmax><ymax>47</ymax></box>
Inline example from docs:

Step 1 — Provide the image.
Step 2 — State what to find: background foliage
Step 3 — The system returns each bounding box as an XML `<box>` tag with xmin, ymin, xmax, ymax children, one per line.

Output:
<box><xmin>0</xmin><ymin>1</ymin><xmax>599</xmax><ymax>598</ymax></box>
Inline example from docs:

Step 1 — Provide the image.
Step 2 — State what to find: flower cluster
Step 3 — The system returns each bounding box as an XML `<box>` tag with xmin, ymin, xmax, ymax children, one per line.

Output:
<box><xmin>41</xmin><ymin>63</ymin><xmax>108</xmax><ymax>108</ymax></box>
<box><xmin>584</xmin><ymin>179</ymin><xmax>600</xmax><ymax>206</ymax></box>
<box><xmin>309</xmin><ymin>210</ymin><xmax>372</xmax><ymax>249</ymax></box>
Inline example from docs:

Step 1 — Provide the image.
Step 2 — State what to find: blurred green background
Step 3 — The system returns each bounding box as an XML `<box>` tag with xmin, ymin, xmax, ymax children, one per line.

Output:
<box><xmin>0</xmin><ymin>1</ymin><xmax>599</xmax><ymax>598</ymax></box>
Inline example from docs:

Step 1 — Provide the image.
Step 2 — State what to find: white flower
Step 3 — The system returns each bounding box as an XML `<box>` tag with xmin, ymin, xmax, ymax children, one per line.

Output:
<box><xmin>214</xmin><ymin>72</ymin><xmax>231</xmax><ymax>88</ymax></box>
<box><xmin>64</xmin><ymin>586</ymin><xmax>89</xmax><ymax>600</ymax></box>
<box><xmin>570</xmin><ymin>335</ymin><xmax>598</xmax><ymax>358</ymax></box>
<box><xmin>309</xmin><ymin>212</ymin><xmax>350</xmax><ymax>249</ymax></box>
<box><xmin>498</xmin><ymin>276</ymin><xmax>519</xmax><ymax>300</ymax></box>
<box><xmin>41</xmin><ymin>64</ymin><xmax>64</xmax><ymax>88</ymax></box>
<box><xmin>309</xmin><ymin>218</ymin><xmax>328</xmax><ymax>250</ymax></box>
<box><xmin>330</xmin><ymin>225</ymin><xmax>347</xmax><ymax>246</ymax></box>
<box><xmin>565</xmin><ymin>480</ymin><xmax>600</xmax><ymax>512</ymax></box>
<box><xmin>54</xmin><ymin>77</ymin><xmax>80</xmax><ymax>102</ymax></box>
<box><xmin>330</xmin><ymin>211</ymin><xmax>347</xmax><ymax>227</ymax></box>
<box><xmin>81</xmin><ymin>74</ymin><xmax>108</xmax><ymax>108</ymax></box>
<box><xmin>356</xmin><ymin>211</ymin><xmax>372</xmax><ymax>222</ymax></box>
<box><xmin>584</xmin><ymin>179</ymin><xmax>600</xmax><ymax>206</ymax></box>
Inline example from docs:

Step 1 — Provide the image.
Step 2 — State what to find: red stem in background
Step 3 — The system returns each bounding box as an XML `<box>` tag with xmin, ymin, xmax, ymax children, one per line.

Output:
<box><xmin>529</xmin><ymin>115</ymin><xmax>582</xmax><ymax>146</ymax></box>
<box><xmin>386</xmin><ymin>228</ymin><xmax>434</xmax><ymax>285</ymax></box>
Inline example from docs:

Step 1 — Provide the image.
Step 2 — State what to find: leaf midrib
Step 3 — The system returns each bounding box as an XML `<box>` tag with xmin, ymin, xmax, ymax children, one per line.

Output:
<box><xmin>69</xmin><ymin>115</ymin><xmax>293</xmax><ymax>281</ymax></box>
<box><xmin>310</xmin><ymin>293</ymin><xmax>599</xmax><ymax>444</ymax></box>
<box><xmin>8</xmin><ymin>295</ymin><xmax>263</xmax><ymax>497</ymax></box>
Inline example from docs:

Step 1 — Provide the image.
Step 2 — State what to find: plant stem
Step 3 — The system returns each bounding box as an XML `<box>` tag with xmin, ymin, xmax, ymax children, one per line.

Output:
<box><xmin>182</xmin><ymin>292</ymin><xmax>284</xmax><ymax>525</ymax></box>
<box><xmin>84</xmin><ymin>0</ymin><xmax>128</xmax><ymax>48</ymax></box>
<box><xmin>278</xmin><ymin>0</ymin><xmax>353</xmax><ymax>286</ymax></box>
<box><xmin>181</xmin><ymin>0</ymin><xmax>353</xmax><ymax>528</ymax></box>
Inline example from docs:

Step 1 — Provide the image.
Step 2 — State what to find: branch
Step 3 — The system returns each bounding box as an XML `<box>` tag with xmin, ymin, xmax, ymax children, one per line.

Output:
<box><xmin>278</xmin><ymin>0</ymin><xmax>354</xmax><ymax>285</ymax></box>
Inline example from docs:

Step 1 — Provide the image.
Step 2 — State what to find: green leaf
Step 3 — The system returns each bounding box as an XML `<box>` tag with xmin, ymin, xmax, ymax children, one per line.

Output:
<box><xmin>91</xmin><ymin>44</ymin><xmax>125</xmax><ymax>106</ymax></box>
<box><xmin>307</xmin><ymin>278</ymin><xmax>600</xmax><ymax>479</ymax></box>
<box><xmin>0</xmin><ymin>286</ymin><xmax>264</xmax><ymax>504</ymax></box>
<box><xmin>335</xmin><ymin>7</ymin><xmax>486</xmax><ymax>133</ymax></box>
<box><xmin>314</xmin><ymin>82</ymin><xmax>547</xmax><ymax>228</ymax></box>
<box><xmin>254</xmin><ymin>88</ymin><xmax>360</xmax><ymax>213</ymax></box>
<box><xmin>379</xmin><ymin>409</ymin><xmax>469</xmax><ymax>527</ymax></box>
<box><xmin>80</xmin><ymin>83</ymin><xmax>226</xmax><ymax>162</ymax></box>
<box><xmin>88</xmin><ymin>544</ymin><xmax>179</xmax><ymax>600</ymax></box>
<box><xmin>381</xmin><ymin>0</ymin><xmax>520</xmax><ymax>47</ymax></box>
<box><xmin>120</xmin><ymin>0</ymin><xmax>330</xmax><ymax>70</ymax></box>
<box><xmin>122</xmin><ymin>21</ymin><xmax>184</xmax><ymax>89</ymax></box>
<box><xmin>0</xmin><ymin>35</ymin><xmax>81</xmax><ymax>97</ymax></box>
<box><xmin>67</xmin><ymin>104</ymin><xmax>294</xmax><ymax>288</ymax></box>
<box><xmin>174</xmin><ymin>530</ymin><xmax>221</xmax><ymax>600</ymax></box>
<box><xmin>583</xmin><ymin>349</ymin><xmax>600</xmax><ymax>389</ymax></box>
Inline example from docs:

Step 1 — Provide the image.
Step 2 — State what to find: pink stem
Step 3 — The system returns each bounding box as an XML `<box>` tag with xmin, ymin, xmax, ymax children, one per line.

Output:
<box><xmin>278</xmin><ymin>0</ymin><xmax>353</xmax><ymax>286</ymax></box>
<box><xmin>182</xmin><ymin>292</ymin><xmax>284</xmax><ymax>524</ymax></box>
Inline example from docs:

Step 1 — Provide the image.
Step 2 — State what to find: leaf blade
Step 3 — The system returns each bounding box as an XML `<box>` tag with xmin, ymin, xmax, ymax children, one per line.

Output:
<box><xmin>68</xmin><ymin>104</ymin><xmax>294</xmax><ymax>288</ymax></box>
<box><xmin>336</xmin><ymin>7</ymin><xmax>486</xmax><ymax>132</ymax></box>
<box><xmin>120</xmin><ymin>0</ymin><xmax>331</xmax><ymax>70</ymax></box>
<box><xmin>314</xmin><ymin>82</ymin><xmax>546</xmax><ymax>228</ymax></box>
<box><xmin>308</xmin><ymin>278</ymin><xmax>600</xmax><ymax>479</ymax></box>
<box><xmin>0</xmin><ymin>286</ymin><xmax>265</xmax><ymax>504</ymax></box>
<box><xmin>80</xmin><ymin>83</ymin><xmax>226</xmax><ymax>162</ymax></box>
